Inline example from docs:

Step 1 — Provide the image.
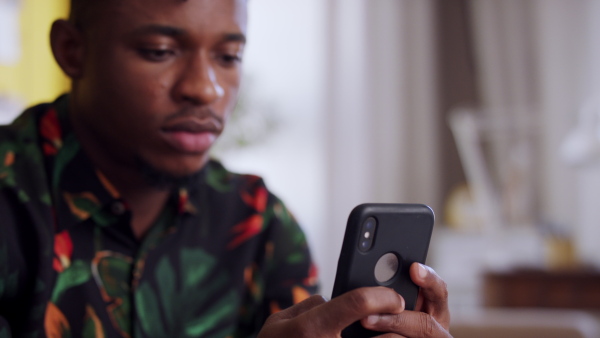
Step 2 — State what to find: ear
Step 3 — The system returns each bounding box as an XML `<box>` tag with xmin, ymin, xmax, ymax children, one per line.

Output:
<box><xmin>50</xmin><ymin>19</ymin><xmax>85</xmax><ymax>79</ymax></box>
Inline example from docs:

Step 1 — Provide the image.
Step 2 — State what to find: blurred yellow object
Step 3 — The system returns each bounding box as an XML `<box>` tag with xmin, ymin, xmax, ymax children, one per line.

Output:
<box><xmin>0</xmin><ymin>0</ymin><xmax>69</xmax><ymax>107</ymax></box>
<box><xmin>444</xmin><ymin>183</ymin><xmax>483</xmax><ymax>231</ymax></box>
<box><xmin>545</xmin><ymin>235</ymin><xmax>577</xmax><ymax>270</ymax></box>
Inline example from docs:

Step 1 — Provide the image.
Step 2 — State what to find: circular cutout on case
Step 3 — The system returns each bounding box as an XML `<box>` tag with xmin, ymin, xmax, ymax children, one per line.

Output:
<box><xmin>374</xmin><ymin>252</ymin><xmax>399</xmax><ymax>283</ymax></box>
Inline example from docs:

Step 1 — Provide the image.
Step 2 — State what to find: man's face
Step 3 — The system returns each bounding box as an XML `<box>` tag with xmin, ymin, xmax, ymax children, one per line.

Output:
<box><xmin>73</xmin><ymin>0</ymin><xmax>247</xmax><ymax>178</ymax></box>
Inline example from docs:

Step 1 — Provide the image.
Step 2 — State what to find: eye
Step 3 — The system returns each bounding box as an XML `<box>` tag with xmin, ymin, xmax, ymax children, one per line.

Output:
<box><xmin>138</xmin><ymin>48</ymin><xmax>176</xmax><ymax>62</ymax></box>
<box><xmin>216</xmin><ymin>53</ymin><xmax>242</xmax><ymax>68</ymax></box>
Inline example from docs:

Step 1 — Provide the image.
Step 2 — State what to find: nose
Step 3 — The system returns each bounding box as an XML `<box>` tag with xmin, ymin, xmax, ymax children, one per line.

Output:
<box><xmin>174</xmin><ymin>54</ymin><xmax>224</xmax><ymax>105</ymax></box>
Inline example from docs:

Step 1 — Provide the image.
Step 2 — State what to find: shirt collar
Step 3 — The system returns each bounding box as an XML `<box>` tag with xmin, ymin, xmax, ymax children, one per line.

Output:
<box><xmin>42</xmin><ymin>95</ymin><xmax>197</xmax><ymax>232</ymax></box>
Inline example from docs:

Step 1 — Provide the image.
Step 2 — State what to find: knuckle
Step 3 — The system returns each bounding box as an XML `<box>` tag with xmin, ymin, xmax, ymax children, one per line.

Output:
<box><xmin>288</xmin><ymin>319</ymin><xmax>313</xmax><ymax>338</ymax></box>
<box><xmin>389</xmin><ymin>314</ymin><xmax>406</xmax><ymax>331</ymax></box>
<box><xmin>439</xmin><ymin>280</ymin><xmax>449</xmax><ymax>300</ymax></box>
<box><xmin>418</xmin><ymin>313</ymin><xmax>436</xmax><ymax>338</ymax></box>
<box><xmin>304</xmin><ymin>295</ymin><xmax>327</xmax><ymax>308</ymax></box>
<box><xmin>427</xmin><ymin>274</ymin><xmax>448</xmax><ymax>303</ymax></box>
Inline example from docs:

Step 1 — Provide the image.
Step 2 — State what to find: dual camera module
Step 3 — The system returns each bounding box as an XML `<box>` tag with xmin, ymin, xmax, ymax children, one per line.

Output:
<box><xmin>358</xmin><ymin>216</ymin><xmax>377</xmax><ymax>252</ymax></box>
<box><xmin>358</xmin><ymin>215</ymin><xmax>400</xmax><ymax>284</ymax></box>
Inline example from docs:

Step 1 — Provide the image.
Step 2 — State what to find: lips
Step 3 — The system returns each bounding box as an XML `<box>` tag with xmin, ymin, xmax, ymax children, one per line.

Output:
<box><xmin>161</xmin><ymin>119</ymin><xmax>221</xmax><ymax>154</ymax></box>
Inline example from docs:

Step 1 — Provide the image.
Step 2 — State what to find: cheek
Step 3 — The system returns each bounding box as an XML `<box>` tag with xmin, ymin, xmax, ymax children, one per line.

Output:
<box><xmin>118</xmin><ymin>66</ymin><xmax>169</xmax><ymax>100</ymax></box>
<box><xmin>142</xmin><ymin>80</ymin><xmax>170</xmax><ymax>106</ymax></box>
<box><xmin>104</xmin><ymin>67</ymin><xmax>172</xmax><ymax>118</ymax></box>
<box><xmin>100</xmin><ymin>48</ymin><xmax>169</xmax><ymax>92</ymax></box>
<box><xmin>221</xmin><ymin>71</ymin><xmax>242</xmax><ymax>111</ymax></box>
<box><xmin>225</xmin><ymin>85</ymin><xmax>240</xmax><ymax>112</ymax></box>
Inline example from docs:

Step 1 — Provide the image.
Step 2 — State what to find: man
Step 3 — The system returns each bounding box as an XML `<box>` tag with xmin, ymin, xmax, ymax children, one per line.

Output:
<box><xmin>0</xmin><ymin>0</ymin><xmax>451</xmax><ymax>337</ymax></box>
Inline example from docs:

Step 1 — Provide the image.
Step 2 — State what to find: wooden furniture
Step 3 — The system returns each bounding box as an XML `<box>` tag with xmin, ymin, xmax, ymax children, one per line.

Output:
<box><xmin>483</xmin><ymin>268</ymin><xmax>600</xmax><ymax>309</ymax></box>
<box><xmin>450</xmin><ymin>308</ymin><xmax>600</xmax><ymax>338</ymax></box>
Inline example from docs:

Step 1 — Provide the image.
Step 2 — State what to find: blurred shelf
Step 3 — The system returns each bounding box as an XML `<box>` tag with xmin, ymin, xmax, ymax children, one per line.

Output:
<box><xmin>450</xmin><ymin>308</ymin><xmax>600</xmax><ymax>338</ymax></box>
<box><xmin>484</xmin><ymin>268</ymin><xmax>600</xmax><ymax>309</ymax></box>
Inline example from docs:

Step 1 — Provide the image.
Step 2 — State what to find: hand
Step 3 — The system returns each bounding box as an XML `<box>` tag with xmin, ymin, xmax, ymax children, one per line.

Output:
<box><xmin>257</xmin><ymin>287</ymin><xmax>404</xmax><ymax>338</ymax></box>
<box><xmin>360</xmin><ymin>263</ymin><xmax>451</xmax><ymax>337</ymax></box>
<box><xmin>257</xmin><ymin>263</ymin><xmax>451</xmax><ymax>338</ymax></box>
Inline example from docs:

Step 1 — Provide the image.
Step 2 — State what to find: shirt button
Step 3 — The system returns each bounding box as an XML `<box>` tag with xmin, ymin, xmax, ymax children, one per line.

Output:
<box><xmin>111</xmin><ymin>201</ymin><xmax>126</xmax><ymax>215</ymax></box>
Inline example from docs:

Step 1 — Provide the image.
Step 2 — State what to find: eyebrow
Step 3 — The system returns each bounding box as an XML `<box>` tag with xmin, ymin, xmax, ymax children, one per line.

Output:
<box><xmin>130</xmin><ymin>25</ymin><xmax>246</xmax><ymax>44</ymax></box>
<box><xmin>223</xmin><ymin>33</ymin><xmax>246</xmax><ymax>44</ymax></box>
<box><xmin>131</xmin><ymin>24</ymin><xmax>186</xmax><ymax>37</ymax></box>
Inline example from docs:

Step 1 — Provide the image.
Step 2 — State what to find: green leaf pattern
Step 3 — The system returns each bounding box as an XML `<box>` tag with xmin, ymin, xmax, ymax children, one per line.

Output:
<box><xmin>135</xmin><ymin>248</ymin><xmax>238</xmax><ymax>337</ymax></box>
<box><xmin>51</xmin><ymin>260</ymin><xmax>92</xmax><ymax>303</ymax></box>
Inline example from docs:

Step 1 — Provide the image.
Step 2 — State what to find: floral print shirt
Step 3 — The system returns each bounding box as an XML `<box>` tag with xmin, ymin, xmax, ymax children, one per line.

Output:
<box><xmin>0</xmin><ymin>95</ymin><xmax>317</xmax><ymax>338</ymax></box>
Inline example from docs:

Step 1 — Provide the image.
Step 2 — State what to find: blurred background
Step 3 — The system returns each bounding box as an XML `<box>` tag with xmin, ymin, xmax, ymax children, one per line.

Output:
<box><xmin>2</xmin><ymin>0</ymin><xmax>600</xmax><ymax>336</ymax></box>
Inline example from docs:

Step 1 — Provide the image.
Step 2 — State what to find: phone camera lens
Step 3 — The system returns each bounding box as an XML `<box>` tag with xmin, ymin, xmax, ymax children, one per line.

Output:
<box><xmin>358</xmin><ymin>217</ymin><xmax>377</xmax><ymax>252</ymax></box>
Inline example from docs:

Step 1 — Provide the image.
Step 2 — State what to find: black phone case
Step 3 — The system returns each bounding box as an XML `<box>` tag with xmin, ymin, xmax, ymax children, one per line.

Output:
<box><xmin>331</xmin><ymin>203</ymin><xmax>434</xmax><ymax>338</ymax></box>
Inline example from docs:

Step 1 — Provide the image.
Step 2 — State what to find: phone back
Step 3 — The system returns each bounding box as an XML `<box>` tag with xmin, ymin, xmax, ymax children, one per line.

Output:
<box><xmin>331</xmin><ymin>203</ymin><xmax>434</xmax><ymax>337</ymax></box>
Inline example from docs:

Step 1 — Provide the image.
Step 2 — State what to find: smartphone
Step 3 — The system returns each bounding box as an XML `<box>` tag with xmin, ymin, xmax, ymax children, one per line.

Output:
<box><xmin>331</xmin><ymin>203</ymin><xmax>435</xmax><ymax>337</ymax></box>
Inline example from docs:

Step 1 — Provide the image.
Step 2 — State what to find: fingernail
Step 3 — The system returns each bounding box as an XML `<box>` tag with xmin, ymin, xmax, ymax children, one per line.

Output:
<box><xmin>366</xmin><ymin>315</ymin><xmax>379</xmax><ymax>325</ymax></box>
<box><xmin>418</xmin><ymin>263</ymin><xmax>428</xmax><ymax>279</ymax></box>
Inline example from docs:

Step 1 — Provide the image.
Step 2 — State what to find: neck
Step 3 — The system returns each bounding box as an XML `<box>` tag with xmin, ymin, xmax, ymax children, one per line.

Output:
<box><xmin>96</xmin><ymin>154</ymin><xmax>172</xmax><ymax>240</ymax></box>
<box><xmin>68</xmin><ymin>100</ymin><xmax>171</xmax><ymax>239</ymax></box>
<box><xmin>96</xmin><ymin>157</ymin><xmax>172</xmax><ymax>240</ymax></box>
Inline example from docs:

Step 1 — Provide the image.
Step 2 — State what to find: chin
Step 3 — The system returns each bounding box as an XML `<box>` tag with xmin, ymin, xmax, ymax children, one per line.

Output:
<box><xmin>165</xmin><ymin>163</ymin><xmax>206</xmax><ymax>177</ymax></box>
<box><xmin>136</xmin><ymin>156</ymin><xmax>208</xmax><ymax>189</ymax></box>
<box><xmin>157</xmin><ymin>153</ymin><xmax>210</xmax><ymax>175</ymax></box>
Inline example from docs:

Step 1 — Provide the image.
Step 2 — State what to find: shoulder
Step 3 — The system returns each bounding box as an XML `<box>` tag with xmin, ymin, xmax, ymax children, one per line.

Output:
<box><xmin>203</xmin><ymin>159</ymin><xmax>300</xmax><ymax>227</ymax></box>
<box><xmin>0</xmin><ymin>104</ymin><xmax>55</xmax><ymax>289</ymax></box>
<box><xmin>0</xmin><ymin>103</ymin><xmax>52</xmax><ymax>206</ymax></box>
<box><xmin>0</xmin><ymin>102</ymin><xmax>50</xmax><ymax>159</ymax></box>
<box><xmin>0</xmin><ymin>102</ymin><xmax>49</xmax><ymax>141</ymax></box>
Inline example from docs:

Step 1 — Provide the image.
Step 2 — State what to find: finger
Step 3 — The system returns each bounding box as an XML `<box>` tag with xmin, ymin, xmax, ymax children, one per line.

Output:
<box><xmin>267</xmin><ymin>295</ymin><xmax>327</xmax><ymax>322</ymax></box>
<box><xmin>362</xmin><ymin>311</ymin><xmax>451</xmax><ymax>338</ymax></box>
<box><xmin>415</xmin><ymin>288</ymin><xmax>423</xmax><ymax>310</ymax></box>
<box><xmin>300</xmin><ymin>287</ymin><xmax>405</xmax><ymax>333</ymax></box>
<box><xmin>410</xmin><ymin>263</ymin><xmax>447</xmax><ymax>304</ymax></box>
<box><xmin>409</xmin><ymin>263</ymin><xmax>450</xmax><ymax>328</ymax></box>
<box><xmin>258</xmin><ymin>295</ymin><xmax>331</xmax><ymax>338</ymax></box>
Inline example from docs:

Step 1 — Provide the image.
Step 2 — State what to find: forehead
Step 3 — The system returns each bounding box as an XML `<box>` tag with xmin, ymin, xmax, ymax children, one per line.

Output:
<box><xmin>90</xmin><ymin>0</ymin><xmax>247</xmax><ymax>35</ymax></box>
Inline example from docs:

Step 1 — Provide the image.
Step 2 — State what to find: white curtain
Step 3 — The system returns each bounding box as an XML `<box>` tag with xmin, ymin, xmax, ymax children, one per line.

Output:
<box><xmin>469</xmin><ymin>0</ymin><xmax>600</xmax><ymax>267</ymax></box>
<box><xmin>569</xmin><ymin>0</ymin><xmax>600</xmax><ymax>267</ymax></box>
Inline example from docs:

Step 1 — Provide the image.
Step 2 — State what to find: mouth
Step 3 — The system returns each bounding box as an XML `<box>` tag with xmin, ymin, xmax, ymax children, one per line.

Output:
<box><xmin>160</xmin><ymin>119</ymin><xmax>222</xmax><ymax>154</ymax></box>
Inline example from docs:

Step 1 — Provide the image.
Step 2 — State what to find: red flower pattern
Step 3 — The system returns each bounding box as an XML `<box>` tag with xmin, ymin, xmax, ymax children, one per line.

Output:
<box><xmin>40</xmin><ymin>108</ymin><xmax>63</xmax><ymax>156</ymax></box>
<box><xmin>228</xmin><ymin>183</ymin><xmax>270</xmax><ymax>248</ymax></box>
<box><xmin>227</xmin><ymin>215</ymin><xmax>263</xmax><ymax>249</ymax></box>
<box><xmin>241</xmin><ymin>186</ymin><xmax>268</xmax><ymax>212</ymax></box>
<box><xmin>303</xmin><ymin>263</ymin><xmax>318</xmax><ymax>287</ymax></box>
<box><xmin>53</xmin><ymin>230</ymin><xmax>73</xmax><ymax>273</ymax></box>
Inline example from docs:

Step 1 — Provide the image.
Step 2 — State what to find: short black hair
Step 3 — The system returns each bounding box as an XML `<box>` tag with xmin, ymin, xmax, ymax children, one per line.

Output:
<box><xmin>69</xmin><ymin>0</ymin><xmax>191</xmax><ymax>28</ymax></box>
<box><xmin>68</xmin><ymin>0</ymin><xmax>100</xmax><ymax>29</ymax></box>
